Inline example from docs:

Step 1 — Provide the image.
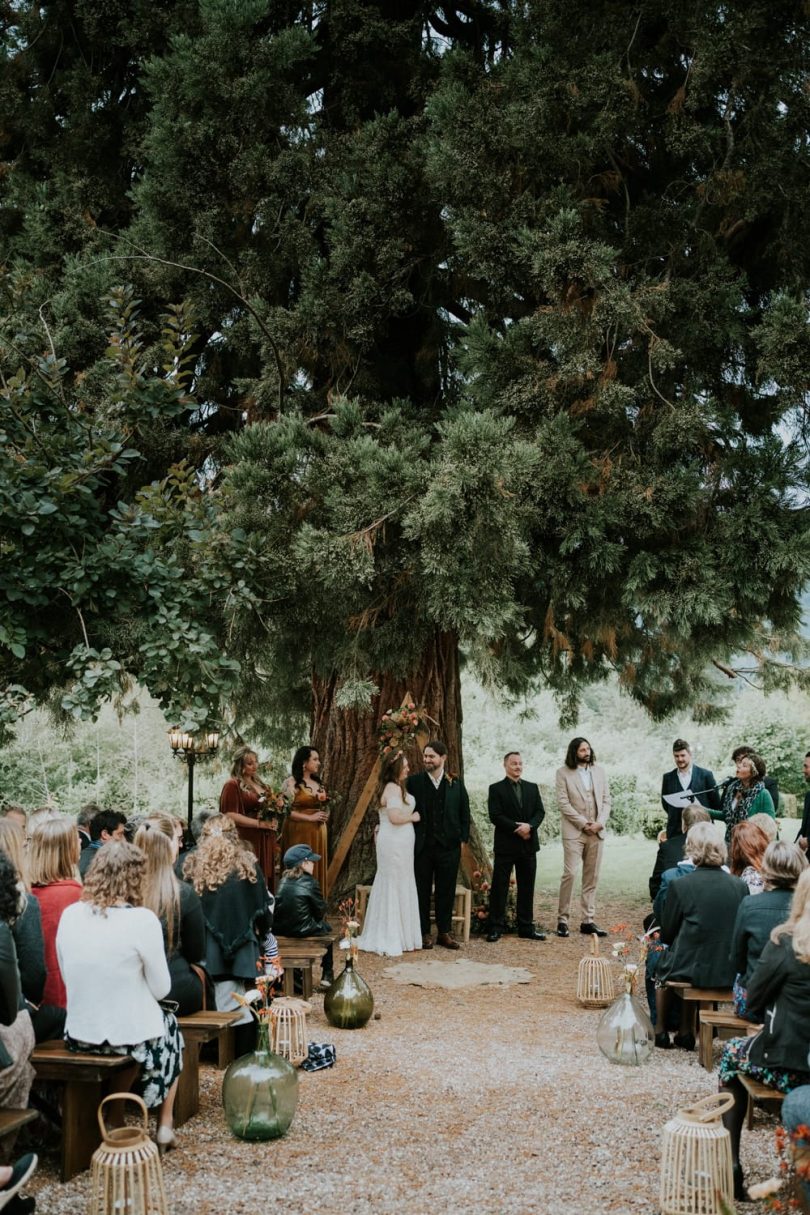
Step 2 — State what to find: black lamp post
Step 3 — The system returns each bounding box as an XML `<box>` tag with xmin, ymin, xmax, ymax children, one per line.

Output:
<box><xmin>168</xmin><ymin>727</ymin><xmax>221</xmax><ymax>833</ymax></box>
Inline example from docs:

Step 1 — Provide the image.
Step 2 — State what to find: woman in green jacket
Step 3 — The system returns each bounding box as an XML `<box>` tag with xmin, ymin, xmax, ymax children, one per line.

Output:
<box><xmin>713</xmin><ymin>751</ymin><xmax>774</xmax><ymax>844</ymax></box>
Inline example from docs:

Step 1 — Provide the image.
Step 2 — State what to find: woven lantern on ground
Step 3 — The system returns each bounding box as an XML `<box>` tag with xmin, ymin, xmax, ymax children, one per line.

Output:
<box><xmin>576</xmin><ymin>934</ymin><xmax>614</xmax><ymax>1008</ymax></box>
<box><xmin>89</xmin><ymin>1094</ymin><xmax>169</xmax><ymax>1215</ymax></box>
<box><xmin>659</xmin><ymin>1092</ymin><xmax>735</xmax><ymax>1215</ymax></box>
<box><xmin>269</xmin><ymin>997</ymin><xmax>310</xmax><ymax>1065</ymax></box>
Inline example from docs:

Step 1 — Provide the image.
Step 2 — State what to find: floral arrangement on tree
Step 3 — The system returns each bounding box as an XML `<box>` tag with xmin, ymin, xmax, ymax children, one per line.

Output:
<box><xmin>377</xmin><ymin>702</ymin><xmax>424</xmax><ymax>756</ymax></box>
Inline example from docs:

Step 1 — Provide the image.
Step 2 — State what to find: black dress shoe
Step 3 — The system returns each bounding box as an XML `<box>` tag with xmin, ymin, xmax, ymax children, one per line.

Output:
<box><xmin>654</xmin><ymin>1032</ymin><xmax>673</xmax><ymax>1050</ymax></box>
<box><xmin>673</xmin><ymin>1032</ymin><xmax>696</xmax><ymax>1051</ymax></box>
<box><xmin>556</xmin><ymin>922</ymin><xmax>570</xmax><ymax>937</ymax></box>
<box><xmin>518</xmin><ymin>930</ymin><xmax>547</xmax><ymax>941</ymax></box>
<box><xmin>486</xmin><ymin>930</ymin><xmax>501</xmax><ymax>943</ymax></box>
<box><xmin>579</xmin><ymin>922</ymin><xmax>608</xmax><ymax>937</ymax></box>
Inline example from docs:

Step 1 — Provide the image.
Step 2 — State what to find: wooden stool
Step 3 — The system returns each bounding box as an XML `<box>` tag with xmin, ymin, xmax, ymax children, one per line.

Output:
<box><xmin>740</xmin><ymin>1074</ymin><xmax>785</xmax><ymax>1130</ymax></box>
<box><xmin>697</xmin><ymin>1010</ymin><xmax>760</xmax><ymax>1071</ymax></box>
<box><xmin>270</xmin><ymin>998</ymin><xmax>310</xmax><ymax>1065</ymax></box>
<box><xmin>355</xmin><ymin>884</ymin><xmax>372</xmax><ymax>927</ymax></box>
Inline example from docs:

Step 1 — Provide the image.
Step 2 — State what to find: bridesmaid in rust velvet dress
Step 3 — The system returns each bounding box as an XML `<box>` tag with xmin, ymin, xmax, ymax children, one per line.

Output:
<box><xmin>281</xmin><ymin>746</ymin><xmax>330</xmax><ymax>898</ymax></box>
<box><xmin>219</xmin><ymin>746</ymin><xmax>280</xmax><ymax>891</ymax></box>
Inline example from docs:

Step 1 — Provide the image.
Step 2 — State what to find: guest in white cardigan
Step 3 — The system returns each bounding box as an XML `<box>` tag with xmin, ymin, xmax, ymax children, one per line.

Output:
<box><xmin>56</xmin><ymin>842</ymin><xmax>183</xmax><ymax>1154</ymax></box>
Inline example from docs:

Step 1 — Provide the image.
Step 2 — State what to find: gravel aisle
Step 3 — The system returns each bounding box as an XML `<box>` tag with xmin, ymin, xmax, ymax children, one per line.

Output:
<box><xmin>29</xmin><ymin>894</ymin><xmax>778</xmax><ymax>1214</ymax></box>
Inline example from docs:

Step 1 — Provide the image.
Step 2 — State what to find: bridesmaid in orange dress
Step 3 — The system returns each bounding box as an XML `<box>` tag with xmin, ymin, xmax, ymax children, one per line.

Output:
<box><xmin>281</xmin><ymin>746</ymin><xmax>330</xmax><ymax>898</ymax></box>
<box><xmin>219</xmin><ymin>747</ymin><xmax>281</xmax><ymax>891</ymax></box>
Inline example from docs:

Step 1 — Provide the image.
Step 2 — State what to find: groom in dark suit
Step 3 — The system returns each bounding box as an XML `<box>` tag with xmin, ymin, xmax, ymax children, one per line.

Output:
<box><xmin>408</xmin><ymin>738</ymin><xmax>470</xmax><ymax>950</ymax></box>
<box><xmin>661</xmin><ymin>739</ymin><xmax>719</xmax><ymax>839</ymax></box>
<box><xmin>486</xmin><ymin>752</ymin><xmax>546</xmax><ymax>941</ymax></box>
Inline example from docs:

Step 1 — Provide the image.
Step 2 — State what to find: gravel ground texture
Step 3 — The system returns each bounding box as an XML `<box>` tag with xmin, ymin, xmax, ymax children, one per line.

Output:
<box><xmin>27</xmin><ymin>892</ymin><xmax>781</xmax><ymax>1215</ymax></box>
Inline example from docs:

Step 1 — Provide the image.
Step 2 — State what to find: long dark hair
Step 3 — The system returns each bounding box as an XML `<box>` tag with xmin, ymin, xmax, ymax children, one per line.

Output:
<box><xmin>292</xmin><ymin>745</ymin><xmax>319</xmax><ymax>786</ymax></box>
<box><xmin>565</xmin><ymin>737</ymin><xmax>594</xmax><ymax>770</ymax></box>
<box><xmin>0</xmin><ymin>851</ymin><xmax>22</xmax><ymax>926</ymax></box>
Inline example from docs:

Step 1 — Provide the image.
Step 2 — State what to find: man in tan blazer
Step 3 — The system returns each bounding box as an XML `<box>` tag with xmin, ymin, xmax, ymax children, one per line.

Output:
<box><xmin>555</xmin><ymin>737</ymin><xmax>611</xmax><ymax>937</ymax></box>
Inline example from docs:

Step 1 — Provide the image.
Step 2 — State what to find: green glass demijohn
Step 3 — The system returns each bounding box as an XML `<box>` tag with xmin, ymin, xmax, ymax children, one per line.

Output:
<box><xmin>222</xmin><ymin>1020</ymin><xmax>299</xmax><ymax>1140</ymax></box>
<box><xmin>323</xmin><ymin>953</ymin><xmax>374</xmax><ymax>1029</ymax></box>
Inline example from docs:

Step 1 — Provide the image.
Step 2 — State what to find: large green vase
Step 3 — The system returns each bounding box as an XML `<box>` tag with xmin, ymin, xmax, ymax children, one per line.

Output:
<box><xmin>323</xmin><ymin>955</ymin><xmax>374</xmax><ymax>1029</ymax></box>
<box><xmin>222</xmin><ymin>1020</ymin><xmax>299</xmax><ymax>1140</ymax></box>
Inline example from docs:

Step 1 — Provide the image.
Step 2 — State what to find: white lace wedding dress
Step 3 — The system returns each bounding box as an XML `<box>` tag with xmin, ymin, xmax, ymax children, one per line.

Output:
<box><xmin>357</xmin><ymin>789</ymin><xmax>422</xmax><ymax>956</ymax></box>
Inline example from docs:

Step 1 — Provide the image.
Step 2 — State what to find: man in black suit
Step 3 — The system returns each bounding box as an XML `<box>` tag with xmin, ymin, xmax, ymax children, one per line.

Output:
<box><xmin>794</xmin><ymin>751</ymin><xmax>810</xmax><ymax>851</ymax></box>
<box><xmin>661</xmin><ymin>739</ymin><xmax>719</xmax><ymax>839</ymax></box>
<box><xmin>408</xmin><ymin>738</ymin><xmax>470</xmax><ymax>950</ymax></box>
<box><xmin>486</xmin><ymin>752</ymin><xmax>546</xmax><ymax>942</ymax></box>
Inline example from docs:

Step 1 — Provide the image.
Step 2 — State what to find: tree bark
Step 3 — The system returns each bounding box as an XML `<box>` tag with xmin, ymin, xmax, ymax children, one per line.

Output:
<box><xmin>311</xmin><ymin>630</ymin><xmax>488</xmax><ymax>900</ymax></box>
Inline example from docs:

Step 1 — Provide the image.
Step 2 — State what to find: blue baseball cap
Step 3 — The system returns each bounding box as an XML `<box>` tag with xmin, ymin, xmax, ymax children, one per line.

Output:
<box><xmin>283</xmin><ymin>844</ymin><xmax>321</xmax><ymax>867</ymax></box>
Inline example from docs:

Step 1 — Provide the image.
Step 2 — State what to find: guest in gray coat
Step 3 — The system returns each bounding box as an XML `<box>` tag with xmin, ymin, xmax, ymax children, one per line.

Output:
<box><xmin>730</xmin><ymin>840</ymin><xmax>806</xmax><ymax>1017</ymax></box>
<box><xmin>654</xmin><ymin>822</ymin><xmax>748</xmax><ymax>1050</ymax></box>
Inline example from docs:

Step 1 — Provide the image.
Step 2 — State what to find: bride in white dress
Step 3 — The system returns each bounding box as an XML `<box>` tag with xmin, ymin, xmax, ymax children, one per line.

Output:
<box><xmin>357</xmin><ymin>753</ymin><xmax>423</xmax><ymax>956</ymax></box>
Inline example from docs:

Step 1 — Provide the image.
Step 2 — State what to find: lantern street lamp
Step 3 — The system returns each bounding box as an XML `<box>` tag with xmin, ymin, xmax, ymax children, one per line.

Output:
<box><xmin>168</xmin><ymin>728</ymin><xmax>221</xmax><ymax>833</ymax></box>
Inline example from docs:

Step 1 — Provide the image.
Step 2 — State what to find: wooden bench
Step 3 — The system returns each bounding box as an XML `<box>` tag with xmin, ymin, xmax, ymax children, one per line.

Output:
<box><xmin>697</xmin><ymin>1010</ymin><xmax>761</xmax><ymax>1071</ymax></box>
<box><xmin>32</xmin><ymin>1040</ymin><xmax>135</xmax><ymax>1180</ymax></box>
<box><xmin>275</xmin><ymin>933</ymin><xmax>340</xmax><ymax>998</ymax></box>
<box><xmin>355</xmin><ymin>884</ymin><xmax>472</xmax><ymax>943</ymax></box>
<box><xmin>0</xmin><ymin>1108</ymin><xmax>37</xmax><ymax>1140</ymax></box>
<box><xmin>740</xmin><ymin>1074</ymin><xmax>785</xmax><ymax>1130</ymax></box>
<box><xmin>665</xmin><ymin>982</ymin><xmax>734</xmax><ymax>1012</ymax></box>
<box><xmin>175</xmin><ymin>1011</ymin><xmax>242</xmax><ymax>1126</ymax></box>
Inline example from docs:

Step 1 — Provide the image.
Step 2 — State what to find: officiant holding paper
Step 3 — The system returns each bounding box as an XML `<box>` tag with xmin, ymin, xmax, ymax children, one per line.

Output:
<box><xmin>661</xmin><ymin>739</ymin><xmax>720</xmax><ymax>839</ymax></box>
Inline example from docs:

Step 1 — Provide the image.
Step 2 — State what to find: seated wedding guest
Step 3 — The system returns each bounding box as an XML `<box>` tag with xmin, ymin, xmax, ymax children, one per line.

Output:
<box><xmin>273</xmin><ymin>844</ymin><xmax>334</xmax><ymax>991</ymax></box>
<box><xmin>719</xmin><ymin>866</ymin><xmax>810</xmax><ymax>1201</ymax></box>
<box><xmin>748</xmin><ymin>811</ymin><xmax>778</xmax><ymax>844</ymax></box>
<box><xmin>782</xmin><ymin>1085</ymin><xmax>810</xmax><ymax>1207</ymax></box>
<box><xmin>0</xmin><ymin>850</ymin><xmax>35</xmax><ymax>1119</ymax></box>
<box><xmin>57</xmin><ymin>842</ymin><xmax>182</xmax><ymax>1154</ymax></box>
<box><xmin>0</xmin><ymin>819</ymin><xmax>65</xmax><ymax>1044</ymax></box>
<box><xmin>654</xmin><ymin>822</ymin><xmax>748</xmax><ymax>1050</ymax></box>
<box><xmin>730</xmin><ymin>840</ymin><xmax>806</xmax><ymax>1017</ymax></box>
<box><xmin>729</xmin><ymin>820</ymin><xmax>770</xmax><ymax>894</ymax></box>
<box><xmin>29</xmin><ymin>818</ymin><xmax>82</xmax><ymax>1011</ymax></box>
<box><xmin>78</xmin><ymin>809</ymin><xmax>128</xmax><ymax>878</ymax></box>
<box><xmin>0</xmin><ymin>807</ymin><xmax>27</xmax><ymax>835</ymax></box>
<box><xmin>0</xmin><ymin>849</ymin><xmax>38</xmax><ymax>1209</ymax></box>
<box><xmin>183</xmin><ymin>816</ymin><xmax>269</xmax><ymax>1054</ymax></box>
<box><xmin>76</xmin><ymin>803</ymin><xmax>99</xmax><ymax>851</ymax></box>
<box><xmin>135</xmin><ymin>819</ymin><xmax>206</xmax><ymax>1015</ymax></box>
<box><xmin>649</xmin><ymin>804</ymin><xmax>711</xmax><ymax>902</ymax></box>
<box><xmin>712</xmin><ymin>751</ymin><xmax>775</xmax><ymax>843</ymax></box>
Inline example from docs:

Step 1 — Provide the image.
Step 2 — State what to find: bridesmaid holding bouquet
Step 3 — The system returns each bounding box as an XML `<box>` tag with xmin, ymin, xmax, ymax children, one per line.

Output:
<box><xmin>282</xmin><ymin>746</ymin><xmax>330</xmax><ymax>899</ymax></box>
<box><xmin>219</xmin><ymin>746</ymin><xmax>283</xmax><ymax>891</ymax></box>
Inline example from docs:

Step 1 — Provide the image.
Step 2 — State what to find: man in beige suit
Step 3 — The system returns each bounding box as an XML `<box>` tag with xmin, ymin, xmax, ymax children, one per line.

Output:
<box><xmin>555</xmin><ymin>737</ymin><xmax>611</xmax><ymax>938</ymax></box>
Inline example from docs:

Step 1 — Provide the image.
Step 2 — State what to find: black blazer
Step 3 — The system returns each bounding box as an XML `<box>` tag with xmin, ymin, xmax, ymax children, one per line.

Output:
<box><xmin>747</xmin><ymin>936</ymin><xmax>810</xmax><ymax>1073</ymax></box>
<box><xmin>407</xmin><ymin>771</ymin><xmax>470</xmax><ymax>856</ymax></box>
<box><xmin>795</xmin><ymin>791</ymin><xmax>810</xmax><ymax>842</ymax></box>
<box><xmin>730</xmin><ymin>887</ymin><xmax>794</xmax><ymax>988</ymax></box>
<box><xmin>661</xmin><ymin>765</ymin><xmax>720</xmax><ymax>838</ymax></box>
<box><xmin>657</xmin><ymin>866</ymin><xmax>748</xmax><ymax>988</ymax></box>
<box><xmin>649</xmin><ymin>833</ymin><xmax>687</xmax><ymax>901</ymax></box>
<box><xmin>488</xmin><ymin>779</ymin><xmax>545</xmax><ymax>857</ymax></box>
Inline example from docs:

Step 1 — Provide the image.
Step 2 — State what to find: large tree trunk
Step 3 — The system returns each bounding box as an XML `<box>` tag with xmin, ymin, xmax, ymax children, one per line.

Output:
<box><xmin>311</xmin><ymin>630</ymin><xmax>489</xmax><ymax>900</ymax></box>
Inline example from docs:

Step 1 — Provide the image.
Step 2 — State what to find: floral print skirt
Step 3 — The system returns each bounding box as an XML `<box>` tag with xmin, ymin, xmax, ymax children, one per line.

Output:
<box><xmin>67</xmin><ymin>1008</ymin><xmax>183</xmax><ymax>1109</ymax></box>
<box><xmin>719</xmin><ymin>1032</ymin><xmax>810</xmax><ymax>1095</ymax></box>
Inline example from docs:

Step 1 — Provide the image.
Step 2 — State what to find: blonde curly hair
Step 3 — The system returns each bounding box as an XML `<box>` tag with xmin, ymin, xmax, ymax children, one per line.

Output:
<box><xmin>183</xmin><ymin>814</ymin><xmax>258</xmax><ymax>893</ymax></box>
<box><xmin>81</xmin><ymin>841</ymin><xmax>145</xmax><ymax>913</ymax></box>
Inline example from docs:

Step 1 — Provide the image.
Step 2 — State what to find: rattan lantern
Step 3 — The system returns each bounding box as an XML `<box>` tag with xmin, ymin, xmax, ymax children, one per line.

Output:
<box><xmin>659</xmin><ymin>1092</ymin><xmax>735</xmax><ymax>1215</ymax></box>
<box><xmin>576</xmin><ymin>934</ymin><xmax>615</xmax><ymax>1008</ymax></box>
<box><xmin>270</xmin><ymin>997</ymin><xmax>310</xmax><ymax>1065</ymax></box>
<box><xmin>89</xmin><ymin>1094</ymin><xmax>169</xmax><ymax>1215</ymax></box>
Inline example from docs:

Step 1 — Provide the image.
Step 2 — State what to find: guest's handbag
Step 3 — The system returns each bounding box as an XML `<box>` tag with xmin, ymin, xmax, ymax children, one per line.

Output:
<box><xmin>299</xmin><ymin>1042</ymin><xmax>336</xmax><ymax>1072</ymax></box>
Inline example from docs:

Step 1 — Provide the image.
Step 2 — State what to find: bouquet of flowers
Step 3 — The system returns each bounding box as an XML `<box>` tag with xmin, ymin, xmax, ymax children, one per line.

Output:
<box><xmin>377</xmin><ymin>702</ymin><xmax>424</xmax><ymax>756</ymax></box>
<box><xmin>231</xmin><ymin>963</ymin><xmax>278</xmax><ymax>1023</ymax></box>
<box><xmin>337</xmin><ymin>898</ymin><xmax>360</xmax><ymax>959</ymax></box>
<box><xmin>256</xmin><ymin>783</ymin><xmax>291</xmax><ymax>828</ymax></box>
